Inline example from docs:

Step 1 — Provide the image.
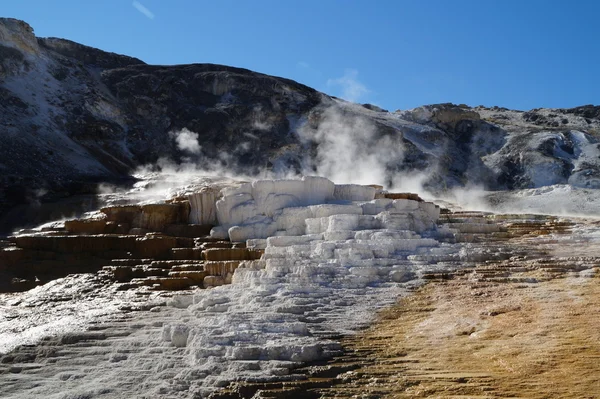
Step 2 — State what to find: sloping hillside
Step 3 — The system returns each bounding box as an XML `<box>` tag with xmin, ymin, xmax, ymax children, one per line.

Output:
<box><xmin>1</xmin><ymin>18</ymin><xmax>599</xmax><ymax>229</ymax></box>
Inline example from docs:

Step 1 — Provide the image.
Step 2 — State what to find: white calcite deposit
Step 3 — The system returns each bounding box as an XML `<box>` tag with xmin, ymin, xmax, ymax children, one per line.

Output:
<box><xmin>155</xmin><ymin>176</ymin><xmax>444</xmax><ymax>395</ymax></box>
<box><xmin>187</xmin><ymin>186</ymin><xmax>222</xmax><ymax>225</ymax></box>
<box><xmin>208</xmin><ymin>176</ymin><xmax>439</xmax><ymax>242</ymax></box>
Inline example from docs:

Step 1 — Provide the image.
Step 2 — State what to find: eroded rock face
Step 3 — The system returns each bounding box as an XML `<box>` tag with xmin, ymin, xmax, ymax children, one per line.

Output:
<box><xmin>64</xmin><ymin>219</ymin><xmax>118</xmax><ymax>235</ymax></box>
<box><xmin>99</xmin><ymin>203</ymin><xmax>190</xmax><ymax>232</ymax></box>
<box><xmin>406</xmin><ymin>103</ymin><xmax>481</xmax><ymax>133</ymax></box>
<box><xmin>186</xmin><ymin>188</ymin><xmax>221</xmax><ymax>225</ymax></box>
<box><xmin>101</xmin><ymin>205</ymin><xmax>141</xmax><ymax>224</ymax></box>
<box><xmin>136</xmin><ymin>204</ymin><xmax>189</xmax><ymax>231</ymax></box>
<box><xmin>0</xmin><ymin>18</ymin><xmax>39</xmax><ymax>57</ymax></box>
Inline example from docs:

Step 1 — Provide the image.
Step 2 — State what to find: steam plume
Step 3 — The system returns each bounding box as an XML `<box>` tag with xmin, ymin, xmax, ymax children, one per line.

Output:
<box><xmin>170</xmin><ymin>128</ymin><xmax>201</xmax><ymax>154</ymax></box>
<box><xmin>298</xmin><ymin>106</ymin><xmax>405</xmax><ymax>187</ymax></box>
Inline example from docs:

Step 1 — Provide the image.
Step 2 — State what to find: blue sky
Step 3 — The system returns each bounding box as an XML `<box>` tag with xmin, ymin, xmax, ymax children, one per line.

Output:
<box><xmin>4</xmin><ymin>0</ymin><xmax>599</xmax><ymax>111</ymax></box>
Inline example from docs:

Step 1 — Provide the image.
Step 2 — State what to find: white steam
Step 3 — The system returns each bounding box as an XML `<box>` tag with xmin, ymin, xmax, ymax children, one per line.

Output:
<box><xmin>170</xmin><ymin>128</ymin><xmax>201</xmax><ymax>154</ymax></box>
<box><xmin>298</xmin><ymin>106</ymin><xmax>405</xmax><ymax>187</ymax></box>
<box><xmin>391</xmin><ymin>171</ymin><xmax>432</xmax><ymax>195</ymax></box>
<box><xmin>251</xmin><ymin>105</ymin><xmax>272</xmax><ymax>131</ymax></box>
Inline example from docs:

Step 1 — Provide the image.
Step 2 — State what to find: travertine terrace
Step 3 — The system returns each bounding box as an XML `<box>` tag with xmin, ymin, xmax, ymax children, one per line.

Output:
<box><xmin>2</xmin><ymin>176</ymin><xmax>598</xmax><ymax>398</ymax></box>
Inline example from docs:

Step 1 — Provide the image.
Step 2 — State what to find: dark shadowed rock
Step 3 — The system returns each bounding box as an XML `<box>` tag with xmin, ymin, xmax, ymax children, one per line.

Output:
<box><xmin>38</xmin><ymin>37</ymin><xmax>145</xmax><ymax>68</ymax></box>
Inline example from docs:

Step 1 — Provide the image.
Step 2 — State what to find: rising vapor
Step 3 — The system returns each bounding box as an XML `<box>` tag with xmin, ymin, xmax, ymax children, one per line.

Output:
<box><xmin>170</xmin><ymin>128</ymin><xmax>202</xmax><ymax>154</ymax></box>
<box><xmin>298</xmin><ymin>105</ymin><xmax>405</xmax><ymax>187</ymax></box>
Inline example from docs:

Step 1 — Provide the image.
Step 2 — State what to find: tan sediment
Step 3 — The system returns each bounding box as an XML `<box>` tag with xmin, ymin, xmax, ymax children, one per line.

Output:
<box><xmin>316</xmin><ymin>268</ymin><xmax>600</xmax><ymax>398</ymax></box>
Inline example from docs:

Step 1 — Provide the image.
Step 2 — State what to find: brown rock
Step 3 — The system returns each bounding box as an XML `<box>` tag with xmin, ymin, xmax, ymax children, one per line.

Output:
<box><xmin>128</xmin><ymin>228</ymin><xmax>149</xmax><ymax>235</ymax></box>
<box><xmin>171</xmin><ymin>263</ymin><xmax>206</xmax><ymax>271</ymax></box>
<box><xmin>433</xmin><ymin>107</ymin><xmax>480</xmax><ymax>131</ymax></box>
<box><xmin>130</xmin><ymin>277</ymin><xmax>193</xmax><ymax>290</ymax></box>
<box><xmin>0</xmin><ymin>247</ymin><xmax>25</xmax><ymax>269</ymax></box>
<box><xmin>194</xmin><ymin>237</ymin><xmax>226</xmax><ymax>245</ymax></box>
<box><xmin>110</xmin><ymin>258</ymin><xmax>154</xmax><ymax>266</ymax></box>
<box><xmin>130</xmin><ymin>267</ymin><xmax>147</xmax><ymax>278</ymax></box>
<box><xmin>135</xmin><ymin>235</ymin><xmax>178</xmax><ymax>259</ymax></box>
<box><xmin>203</xmin><ymin>248</ymin><xmax>262</xmax><ymax>261</ymax></box>
<box><xmin>171</xmin><ymin>248</ymin><xmax>203</xmax><ymax>260</ymax></box>
<box><xmin>175</xmin><ymin>237</ymin><xmax>195</xmax><ymax>248</ymax></box>
<box><xmin>200</xmin><ymin>241</ymin><xmax>234</xmax><ymax>250</ymax></box>
<box><xmin>163</xmin><ymin>224</ymin><xmax>213</xmax><ymax>238</ymax></box>
<box><xmin>39</xmin><ymin>222</ymin><xmax>66</xmax><ymax>232</ymax></box>
<box><xmin>107</xmin><ymin>266</ymin><xmax>133</xmax><ymax>282</ymax></box>
<box><xmin>382</xmin><ymin>193</ymin><xmax>423</xmax><ymax>201</ymax></box>
<box><xmin>14</xmin><ymin>235</ymin><xmax>138</xmax><ymax>253</ymax></box>
<box><xmin>135</xmin><ymin>203</ymin><xmax>189</xmax><ymax>231</ymax></box>
<box><xmin>186</xmin><ymin>186</ymin><xmax>222</xmax><ymax>225</ymax></box>
<box><xmin>100</xmin><ymin>205</ymin><xmax>141</xmax><ymax>223</ymax></box>
<box><xmin>64</xmin><ymin>219</ymin><xmax>115</xmax><ymax>235</ymax></box>
<box><xmin>143</xmin><ymin>267</ymin><xmax>170</xmax><ymax>277</ymax></box>
<box><xmin>150</xmin><ymin>259</ymin><xmax>202</xmax><ymax>269</ymax></box>
<box><xmin>169</xmin><ymin>270</ymin><xmax>207</xmax><ymax>284</ymax></box>
<box><xmin>155</xmin><ymin>277</ymin><xmax>193</xmax><ymax>290</ymax></box>
<box><xmin>114</xmin><ymin>223</ymin><xmax>130</xmax><ymax>234</ymax></box>
<box><xmin>203</xmin><ymin>260</ymin><xmax>241</xmax><ymax>276</ymax></box>
<box><xmin>102</xmin><ymin>203</ymin><xmax>190</xmax><ymax>232</ymax></box>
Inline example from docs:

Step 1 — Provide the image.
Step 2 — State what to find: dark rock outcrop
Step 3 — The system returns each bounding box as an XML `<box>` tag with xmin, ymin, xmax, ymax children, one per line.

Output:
<box><xmin>38</xmin><ymin>37</ymin><xmax>145</xmax><ymax>69</ymax></box>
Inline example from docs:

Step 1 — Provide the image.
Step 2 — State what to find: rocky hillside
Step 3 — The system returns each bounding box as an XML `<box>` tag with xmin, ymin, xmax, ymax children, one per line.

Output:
<box><xmin>0</xmin><ymin>18</ymin><xmax>321</xmax><ymax>221</ymax></box>
<box><xmin>1</xmin><ymin>18</ymin><xmax>600</xmax><ymax>228</ymax></box>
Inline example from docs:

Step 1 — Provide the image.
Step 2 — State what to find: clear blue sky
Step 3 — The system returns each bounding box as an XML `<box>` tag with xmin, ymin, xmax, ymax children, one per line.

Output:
<box><xmin>3</xmin><ymin>0</ymin><xmax>599</xmax><ymax>111</ymax></box>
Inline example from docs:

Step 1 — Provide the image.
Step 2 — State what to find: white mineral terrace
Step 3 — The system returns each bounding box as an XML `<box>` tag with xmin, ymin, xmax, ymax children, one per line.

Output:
<box><xmin>2</xmin><ymin>176</ymin><xmax>593</xmax><ymax>398</ymax></box>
